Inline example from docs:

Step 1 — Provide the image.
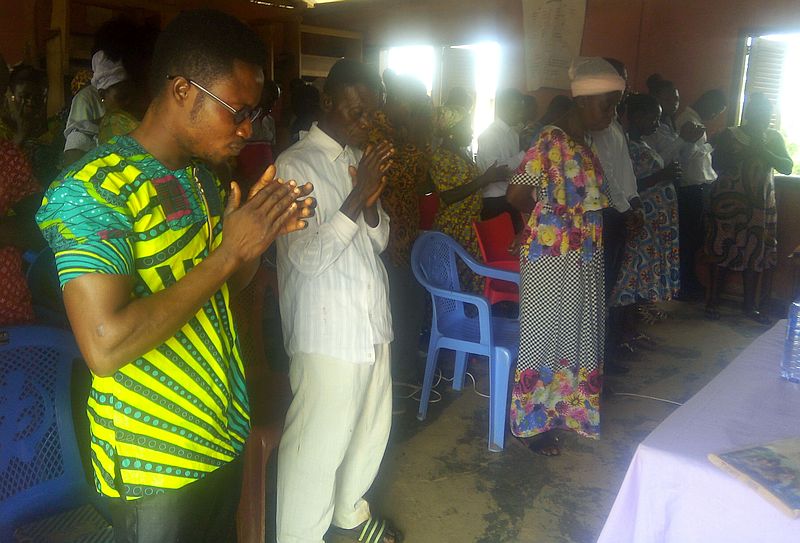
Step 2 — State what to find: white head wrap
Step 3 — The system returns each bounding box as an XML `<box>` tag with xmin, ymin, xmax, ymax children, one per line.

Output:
<box><xmin>90</xmin><ymin>50</ymin><xmax>127</xmax><ymax>91</ymax></box>
<box><xmin>569</xmin><ymin>57</ymin><xmax>626</xmax><ymax>98</ymax></box>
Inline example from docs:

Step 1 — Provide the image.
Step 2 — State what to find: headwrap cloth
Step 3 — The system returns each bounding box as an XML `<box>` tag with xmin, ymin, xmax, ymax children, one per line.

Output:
<box><xmin>91</xmin><ymin>50</ymin><xmax>128</xmax><ymax>91</ymax></box>
<box><xmin>569</xmin><ymin>57</ymin><xmax>626</xmax><ymax>98</ymax></box>
<box><xmin>434</xmin><ymin>105</ymin><xmax>467</xmax><ymax>136</ymax></box>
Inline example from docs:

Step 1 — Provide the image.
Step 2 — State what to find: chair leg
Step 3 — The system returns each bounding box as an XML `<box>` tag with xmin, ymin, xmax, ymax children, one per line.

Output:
<box><xmin>488</xmin><ymin>349</ymin><xmax>513</xmax><ymax>452</ymax></box>
<box><xmin>417</xmin><ymin>344</ymin><xmax>440</xmax><ymax>421</ymax></box>
<box><xmin>453</xmin><ymin>351</ymin><xmax>467</xmax><ymax>391</ymax></box>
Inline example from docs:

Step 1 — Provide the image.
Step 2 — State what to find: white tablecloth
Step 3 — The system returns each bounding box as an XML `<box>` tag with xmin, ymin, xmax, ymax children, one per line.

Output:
<box><xmin>598</xmin><ymin>321</ymin><xmax>800</xmax><ymax>543</ymax></box>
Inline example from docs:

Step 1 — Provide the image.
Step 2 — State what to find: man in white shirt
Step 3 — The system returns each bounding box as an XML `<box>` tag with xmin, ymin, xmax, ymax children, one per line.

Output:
<box><xmin>673</xmin><ymin>89</ymin><xmax>727</xmax><ymax>295</ymax></box>
<box><xmin>591</xmin><ymin>58</ymin><xmax>642</xmax><ymax>375</ymax></box>
<box><xmin>275</xmin><ymin>59</ymin><xmax>400</xmax><ymax>543</ymax></box>
<box><xmin>477</xmin><ymin>88</ymin><xmax>525</xmax><ymax>231</ymax></box>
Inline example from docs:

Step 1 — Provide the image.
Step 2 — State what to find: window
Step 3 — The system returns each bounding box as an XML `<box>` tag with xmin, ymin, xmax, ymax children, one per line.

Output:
<box><xmin>738</xmin><ymin>33</ymin><xmax>800</xmax><ymax>174</ymax></box>
<box><xmin>381</xmin><ymin>42</ymin><xmax>502</xmax><ymax>153</ymax></box>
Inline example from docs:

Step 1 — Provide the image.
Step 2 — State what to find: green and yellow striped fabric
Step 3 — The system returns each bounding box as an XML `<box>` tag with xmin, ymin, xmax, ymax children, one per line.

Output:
<box><xmin>36</xmin><ymin>135</ymin><xmax>249</xmax><ymax>500</ymax></box>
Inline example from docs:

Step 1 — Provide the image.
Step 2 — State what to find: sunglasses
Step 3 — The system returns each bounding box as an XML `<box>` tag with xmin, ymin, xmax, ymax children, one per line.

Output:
<box><xmin>168</xmin><ymin>76</ymin><xmax>262</xmax><ymax>125</ymax></box>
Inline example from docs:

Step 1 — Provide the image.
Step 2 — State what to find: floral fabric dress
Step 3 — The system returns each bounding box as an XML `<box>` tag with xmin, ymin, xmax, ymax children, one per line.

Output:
<box><xmin>509</xmin><ymin>125</ymin><xmax>608</xmax><ymax>439</ymax></box>
<box><xmin>430</xmin><ymin>147</ymin><xmax>483</xmax><ymax>292</ymax></box>
<box><xmin>610</xmin><ymin>139</ymin><xmax>680</xmax><ymax>305</ymax></box>
<box><xmin>706</xmin><ymin>127</ymin><xmax>787</xmax><ymax>272</ymax></box>
<box><xmin>0</xmin><ymin>140</ymin><xmax>39</xmax><ymax>325</ymax></box>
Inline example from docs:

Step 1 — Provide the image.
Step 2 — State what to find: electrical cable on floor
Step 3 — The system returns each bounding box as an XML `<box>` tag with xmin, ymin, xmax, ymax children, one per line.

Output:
<box><xmin>395</xmin><ymin>367</ymin><xmax>491</xmax><ymax>403</ymax></box>
<box><xmin>612</xmin><ymin>392</ymin><xmax>683</xmax><ymax>406</ymax></box>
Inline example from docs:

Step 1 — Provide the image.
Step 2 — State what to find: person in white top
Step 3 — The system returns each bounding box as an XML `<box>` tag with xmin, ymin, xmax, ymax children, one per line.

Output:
<box><xmin>476</xmin><ymin>88</ymin><xmax>525</xmax><ymax>231</ymax></box>
<box><xmin>590</xmin><ymin>58</ymin><xmax>642</xmax><ymax>374</ymax></box>
<box><xmin>673</xmin><ymin>89</ymin><xmax>727</xmax><ymax>295</ymax></box>
<box><xmin>644</xmin><ymin>77</ymin><xmax>709</xmax><ymax>296</ymax></box>
<box><xmin>274</xmin><ymin>59</ymin><xmax>401</xmax><ymax>543</ymax></box>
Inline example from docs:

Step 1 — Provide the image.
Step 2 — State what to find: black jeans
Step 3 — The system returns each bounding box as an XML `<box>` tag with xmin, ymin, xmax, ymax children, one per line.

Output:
<box><xmin>382</xmin><ymin>253</ymin><xmax>426</xmax><ymax>383</ymax></box>
<box><xmin>677</xmin><ymin>184</ymin><xmax>708</xmax><ymax>293</ymax></box>
<box><xmin>107</xmin><ymin>458</ymin><xmax>243</xmax><ymax>543</ymax></box>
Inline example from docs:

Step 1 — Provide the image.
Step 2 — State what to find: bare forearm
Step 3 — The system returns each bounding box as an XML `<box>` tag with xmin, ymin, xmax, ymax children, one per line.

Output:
<box><xmin>506</xmin><ymin>185</ymin><xmax>536</xmax><ymax>213</ymax></box>
<box><xmin>340</xmin><ymin>189</ymin><xmax>366</xmax><ymax>222</ymax></box>
<box><xmin>229</xmin><ymin>255</ymin><xmax>261</xmax><ymax>294</ymax></box>
<box><xmin>66</xmin><ymin>246</ymin><xmax>240</xmax><ymax>376</ymax></box>
<box><xmin>364</xmin><ymin>205</ymin><xmax>379</xmax><ymax>227</ymax></box>
<box><xmin>439</xmin><ymin>177</ymin><xmax>485</xmax><ymax>205</ymax></box>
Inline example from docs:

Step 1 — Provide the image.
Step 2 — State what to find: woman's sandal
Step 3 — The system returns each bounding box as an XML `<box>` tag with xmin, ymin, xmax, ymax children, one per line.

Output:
<box><xmin>745</xmin><ymin>309</ymin><xmax>772</xmax><ymax>325</ymax></box>
<box><xmin>515</xmin><ymin>433</ymin><xmax>561</xmax><ymax>457</ymax></box>
<box><xmin>644</xmin><ymin>303</ymin><xmax>668</xmax><ymax>321</ymax></box>
<box><xmin>330</xmin><ymin>517</ymin><xmax>403</xmax><ymax>543</ymax></box>
<box><xmin>635</xmin><ymin>304</ymin><xmax>658</xmax><ymax>326</ymax></box>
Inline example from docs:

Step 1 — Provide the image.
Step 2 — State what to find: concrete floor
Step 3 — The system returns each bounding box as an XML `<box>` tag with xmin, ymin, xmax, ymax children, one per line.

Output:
<box><xmin>361</xmin><ymin>300</ymin><xmax>770</xmax><ymax>542</ymax></box>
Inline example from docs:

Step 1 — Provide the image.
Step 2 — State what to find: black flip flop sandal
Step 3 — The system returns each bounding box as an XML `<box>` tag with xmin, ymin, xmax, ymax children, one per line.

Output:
<box><xmin>330</xmin><ymin>517</ymin><xmax>403</xmax><ymax>543</ymax></box>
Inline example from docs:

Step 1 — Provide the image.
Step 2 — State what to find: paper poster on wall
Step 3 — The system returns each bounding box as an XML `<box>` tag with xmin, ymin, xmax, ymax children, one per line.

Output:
<box><xmin>522</xmin><ymin>0</ymin><xmax>586</xmax><ymax>90</ymax></box>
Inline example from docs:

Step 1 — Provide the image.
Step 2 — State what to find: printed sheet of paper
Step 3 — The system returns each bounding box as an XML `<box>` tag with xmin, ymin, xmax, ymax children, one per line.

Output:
<box><xmin>522</xmin><ymin>0</ymin><xmax>587</xmax><ymax>90</ymax></box>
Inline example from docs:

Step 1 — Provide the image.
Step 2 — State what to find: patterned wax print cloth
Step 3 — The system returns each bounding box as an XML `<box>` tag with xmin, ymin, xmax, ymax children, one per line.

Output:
<box><xmin>610</xmin><ymin>138</ymin><xmax>680</xmax><ymax>305</ymax></box>
<box><xmin>706</xmin><ymin>127</ymin><xmax>788</xmax><ymax>272</ymax></box>
<box><xmin>36</xmin><ymin>135</ymin><xmax>249</xmax><ymax>500</ymax></box>
<box><xmin>369</xmin><ymin>110</ymin><xmax>430</xmax><ymax>266</ymax></box>
<box><xmin>509</xmin><ymin>125</ymin><xmax>608</xmax><ymax>439</ymax></box>
<box><xmin>430</xmin><ymin>146</ymin><xmax>484</xmax><ymax>293</ymax></box>
<box><xmin>0</xmin><ymin>139</ymin><xmax>39</xmax><ymax>325</ymax></box>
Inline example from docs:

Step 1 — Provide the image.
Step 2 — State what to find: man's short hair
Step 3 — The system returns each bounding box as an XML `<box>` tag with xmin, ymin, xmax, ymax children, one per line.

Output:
<box><xmin>495</xmin><ymin>88</ymin><xmax>522</xmax><ymax>110</ymax></box>
<box><xmin>148</xmin><ymin>9</ymin><xmax>266</xmax><ymax>97</ymax></box>
<box><xmin>323</xmin><ymin>59</ymin><xmax>381</xmax><ymax>99</ymax></box>
<box><xmin>8</xmin><ymin>65</ymin><xmax>46</xmax><ymax>91</ymax></box>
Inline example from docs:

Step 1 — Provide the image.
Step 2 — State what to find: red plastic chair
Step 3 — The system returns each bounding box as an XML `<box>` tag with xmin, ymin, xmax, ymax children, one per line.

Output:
<box><xmin>419</xmin><ymin>192</ymin><xmax>440</xmax><ymax>230</ymax></box>
<box><xmin>472</xmin><ymin>212</ymin><xmax>520</xmax><ymax>305</ymax></box>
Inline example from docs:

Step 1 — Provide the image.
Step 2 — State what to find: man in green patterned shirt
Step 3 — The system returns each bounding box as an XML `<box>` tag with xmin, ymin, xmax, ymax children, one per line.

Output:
<box><xmin>36</xmin><ymin>10</ymin><xmax>313</xmax><ymax>542</ymax></box>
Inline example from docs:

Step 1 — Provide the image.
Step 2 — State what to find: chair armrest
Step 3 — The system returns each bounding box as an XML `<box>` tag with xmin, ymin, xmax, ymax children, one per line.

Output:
<box><xmin>425</xmin><ymin>285</ymin><xmax>493</xmax><ymax>338</ymax></box>
<box><xmin>465</xmin><ymin>260</ymin><xmax>520</xmax><ymax>285</ymax></box>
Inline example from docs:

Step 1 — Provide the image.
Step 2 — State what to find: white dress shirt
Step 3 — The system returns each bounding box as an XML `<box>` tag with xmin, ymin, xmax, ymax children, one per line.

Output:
<box><xmin>476</xmin><ymin>119</ymin><xmax>525</xmax><ymax>198</ymax></box>
<box><xmin>674</xmin><ymin>107</ymin><xmax>716</xmax><ymax>186</ymax></box>
<box><xmin>591</xmin><ymin>119</ymin><xmax>639</xmax><ymax>212</ymax></box>
<box><xmin>63</xmin><ymin>85</ymin><xmax>104</xmax><ymax>153</ymax></box>
<box><xmin>275</xmin><ymin>123</ymin><xmax>392</xmax><ymax>364</ymax></box>
<box><xmin>644</xmin><ymin>119</ymin><xmax>707</xmax><ymax>187</ymax></box>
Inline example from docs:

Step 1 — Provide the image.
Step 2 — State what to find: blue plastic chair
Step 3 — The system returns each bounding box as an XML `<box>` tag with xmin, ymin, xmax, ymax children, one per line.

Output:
<box><xmin>0</xmin><ymin>326</ymin><xmax>108</xmax><ymax>541</ymax></box>
<box><xmin>411</xmin><ymin>231</ymin><xmax>520</xmax><ymax>452</ymax></box>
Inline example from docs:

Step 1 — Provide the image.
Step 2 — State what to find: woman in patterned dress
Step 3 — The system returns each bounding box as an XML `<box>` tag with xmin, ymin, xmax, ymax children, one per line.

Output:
<box><xmin>705</xmin><ymin>94</ymin><xmax>793</xmax><ymax>323</ymax></box>
<box><xmin>506</xmin><ymin>58</ymin><xmax>624</xmax><ymax>455</ymax></box>
<box><xmin>430</xmin><ymin>105</ymin><xmax>505</xmax><ymax>292</ymax></box>
<box><xmin>610</xmin><ymin>94</ymin><xmax>681</xmax><ymax>319</ymax></box>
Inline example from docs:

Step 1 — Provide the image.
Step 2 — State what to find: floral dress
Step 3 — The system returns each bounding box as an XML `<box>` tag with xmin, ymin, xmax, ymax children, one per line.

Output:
<box><xmin>430</xmin><ymin>147</ymin><xmax>483</xmax><ymax>292</ymax></box>
<box><xmin>0</xmin><ymin>140</ymin><xmax>39</xmax><ymax>325</ymax></box>
<box><xmin>369</xmin><ymin>111</ymin><xmax>430</xmax><ymax>266</ymax></box>
<box><xmin>610</xmin><ymin>139</ymin><xmax>680</xmax><ymax>305</ymax></box>
<box><xmin>509</xmin><ymin>125</ymin><xmax>609</xmax><ymax>439</ymax></box>
<box><xmin>706</xmin><ymin>127</ymin><xmax>788</xmax><ymax>272</ymax></box>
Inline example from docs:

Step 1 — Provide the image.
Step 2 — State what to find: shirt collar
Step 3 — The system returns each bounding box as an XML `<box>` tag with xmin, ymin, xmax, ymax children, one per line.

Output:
<box><xmin>494</xmin><ymin>118</ymin><xmax>513</xmax><ymax>133</ymax></box>
<box><xmin>306</xmin><ymin>122</ymin><xmax>356</xmax><ymax>162</ymax></box>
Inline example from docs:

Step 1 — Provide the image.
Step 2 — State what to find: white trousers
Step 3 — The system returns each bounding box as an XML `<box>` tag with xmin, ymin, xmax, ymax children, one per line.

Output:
<box><xmin>276</xmin><ymin>344</ymin><xmax>392</xmax><ymax>543</ymax></box>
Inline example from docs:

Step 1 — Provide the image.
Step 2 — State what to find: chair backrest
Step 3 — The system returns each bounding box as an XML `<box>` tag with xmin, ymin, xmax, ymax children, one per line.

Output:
<box><xmin>473</xmin><ymin>212</ymin><xmax>516</xmax><ymax>263</ymax></box>
<box><xmin>419</xmin><ymin>192</ymin><xmax>440</xmax><ymax>231</ymax></box>
<box><xmin>0</xmin><ymin>326</ymin><xmax>89</xmax><ymax>538</ymax></box>
<box><xmin>411</xmin><ymin>231</ymin><xmax>472</xmax><ymax>330</ymax></box>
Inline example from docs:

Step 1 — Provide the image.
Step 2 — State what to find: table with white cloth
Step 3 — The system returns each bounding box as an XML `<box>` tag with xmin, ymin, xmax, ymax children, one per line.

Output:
<box><xmin>598</xmin><ymin>321</ymin><xmax>800</xmax><ymax>543</ymax></box>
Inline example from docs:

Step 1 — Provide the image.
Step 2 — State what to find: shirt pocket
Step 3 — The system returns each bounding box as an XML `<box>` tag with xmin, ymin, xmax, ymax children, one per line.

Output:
<box><xmin>151</xmin><ymin>174</ymin><xmax>203</xmax><ymax>230</ymax></box>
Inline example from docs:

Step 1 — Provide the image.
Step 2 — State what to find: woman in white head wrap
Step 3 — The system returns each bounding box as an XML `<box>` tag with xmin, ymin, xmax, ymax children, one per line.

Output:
<box><xmin>93</xmin><ymin>51</ymin><xmax>144</xmax><ymax>144</ymax></box>
<box><xmin>505</xmin><ymin>57</ymin><xmax>624</xmax><ymax>455</ymax></box>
